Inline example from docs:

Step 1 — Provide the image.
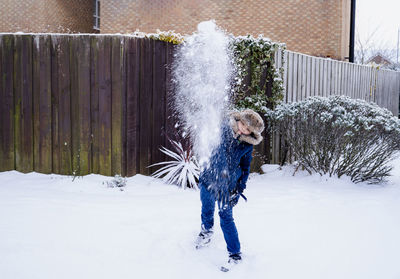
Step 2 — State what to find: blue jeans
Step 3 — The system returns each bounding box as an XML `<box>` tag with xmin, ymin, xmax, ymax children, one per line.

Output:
<box><xmin>200</xmin><ymin>184</ymin><xmax>240</xmax><ymax>255</ymax></box>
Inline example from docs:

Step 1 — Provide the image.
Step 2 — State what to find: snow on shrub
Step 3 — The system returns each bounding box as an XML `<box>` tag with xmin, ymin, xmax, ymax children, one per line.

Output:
<box><xmin>266</xmin><ymin>95</ymin><xmax>400</xmax><ymax>183</ymax></box>
<box><xmin>104</xmin><ymin>174</ymin><xmax>127</xmax><ymax>191</ymax></box>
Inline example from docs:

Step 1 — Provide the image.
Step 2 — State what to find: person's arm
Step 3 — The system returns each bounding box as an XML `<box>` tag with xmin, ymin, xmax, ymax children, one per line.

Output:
<box><xmin>202</xmin><ymin>125</ymin><xmax>230</xmax><ymax>190</ymax></box>
<box><xmin>236</xmin><ymin>147</ymin><xmax>253</xmax><ymax>193</ymax></box>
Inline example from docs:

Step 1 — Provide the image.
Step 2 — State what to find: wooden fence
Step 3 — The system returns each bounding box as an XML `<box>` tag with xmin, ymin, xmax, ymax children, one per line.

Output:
<box><xmin>1</xmin><ymin>34</ymin><xmax>400</xmax><ymax>175</ymax></box>
<box><xmin>269</xmin><ymin>49</ymin><xmax>400</xmax><ymax>163</ymax></box>
<box><xmin>0</xmin><ymin>34</ymin><xmax>177</xmax><ymax>177</ymax></box>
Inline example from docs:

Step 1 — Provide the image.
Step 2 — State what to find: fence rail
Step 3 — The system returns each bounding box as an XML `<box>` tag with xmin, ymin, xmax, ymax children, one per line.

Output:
<box><xmin>1</xmin><ymin>34</ymin><xmax>400</xmax><ymax>175</ymax></box>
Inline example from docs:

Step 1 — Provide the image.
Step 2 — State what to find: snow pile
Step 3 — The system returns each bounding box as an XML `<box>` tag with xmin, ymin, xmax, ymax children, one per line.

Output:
<box><xmin>172</xmin><ymin>20</ymin><xmax>233</xmax><ymax>167</ymax></box>
<box><xmin>1</xmin><ymin>157</ymin><xmax>400</xmax><ymax>279</ymax></box>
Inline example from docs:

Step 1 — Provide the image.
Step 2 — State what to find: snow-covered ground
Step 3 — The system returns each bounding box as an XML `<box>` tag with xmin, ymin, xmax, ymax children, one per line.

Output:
<box><xmin>1</xmin><ymin>158</ymin><xmax>400</xmax><ymax>279</ymax></box>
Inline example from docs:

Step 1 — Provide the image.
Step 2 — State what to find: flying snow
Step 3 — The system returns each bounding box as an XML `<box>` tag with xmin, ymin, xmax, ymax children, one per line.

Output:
<box><xmin>172</xmin><ymin>20</ymin><xmax>233</xmax><ymax>167</ymax></box>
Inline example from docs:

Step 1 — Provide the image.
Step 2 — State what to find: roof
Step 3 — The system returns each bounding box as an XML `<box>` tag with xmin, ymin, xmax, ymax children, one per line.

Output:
<box><xmin>366</xmin><ymin>53</ymin><xmax>394</xmax><ymax>66</ymax></box>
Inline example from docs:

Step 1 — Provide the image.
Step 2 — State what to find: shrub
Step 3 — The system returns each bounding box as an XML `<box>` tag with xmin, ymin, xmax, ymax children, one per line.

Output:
<box><xmin>149</xmin><ymin>137</ymin><xmax>200</xmax><ymax>189</ymax></box>
<box><xmin>266</xmin><ymin>95</ymin><xmax>400</xmax><ymax>183</ymax></box>
<box><xmin>105</xmin><ymin>174</ymin><xmax>127</xmax><ymax>190</ymax></box>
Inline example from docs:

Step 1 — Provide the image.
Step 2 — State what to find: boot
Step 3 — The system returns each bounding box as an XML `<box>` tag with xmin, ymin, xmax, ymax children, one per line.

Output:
<box><xmin>195</xmin><ymin>225</ymin><xmax>214</xmax><ymax>249</ymax></box>
<box><xmin>220</xmin><ymin>253</ymin><xmax>242</xmax><ymax>272</ymax></box>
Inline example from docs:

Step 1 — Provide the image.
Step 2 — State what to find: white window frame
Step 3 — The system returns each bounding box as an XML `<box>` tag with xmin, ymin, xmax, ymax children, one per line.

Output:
<box><xmin>93</xmin><ymin>0</ymin><xmax>100</xmax><ymax>31</ymax></box>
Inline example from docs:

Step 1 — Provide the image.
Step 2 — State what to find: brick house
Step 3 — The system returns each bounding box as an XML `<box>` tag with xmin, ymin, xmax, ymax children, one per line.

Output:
<box><xmin>0</xmin><ymin>0</ymin><xmax>352</xmax><ymax>60</ymax></box>
<box><xmin>0</xmin><ymin>0</ymin><xmax>94</xmax><ymax>34</ymax></box>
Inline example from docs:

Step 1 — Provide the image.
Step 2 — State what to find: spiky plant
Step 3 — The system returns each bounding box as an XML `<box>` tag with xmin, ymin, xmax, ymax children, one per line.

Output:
<box><xmin>149</xmin><ymin>138</ymin><xmax>200</xmax><ymax>189</ymax></box>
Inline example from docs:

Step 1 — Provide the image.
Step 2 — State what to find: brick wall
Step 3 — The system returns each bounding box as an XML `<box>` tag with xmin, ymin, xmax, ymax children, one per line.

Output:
<box><xmin>0</xmin><ymin>0</ymin><xmax>94</xmax><ymax>33</ymax></box>
<box><xmin>101</xmin><ymin>0</ymin><xmax>351</xmax><ymax>60</ymax></box>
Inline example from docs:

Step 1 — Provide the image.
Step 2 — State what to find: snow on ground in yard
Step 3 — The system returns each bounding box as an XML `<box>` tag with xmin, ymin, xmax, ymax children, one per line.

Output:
<box><xmin>1</xmin><ymin>157</ymin><xmax>400</xmax><ymax>279</ymax></box>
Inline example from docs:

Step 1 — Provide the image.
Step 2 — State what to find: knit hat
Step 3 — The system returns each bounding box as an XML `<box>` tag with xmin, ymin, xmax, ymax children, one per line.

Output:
<box><xmin>229</xmin><ymin>109</ymin><xmax>265</xmax><ymax>145</ymax></box>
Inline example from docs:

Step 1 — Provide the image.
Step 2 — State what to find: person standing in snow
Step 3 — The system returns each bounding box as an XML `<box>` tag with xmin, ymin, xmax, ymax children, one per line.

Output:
<box><xmin>195</xmin><ymin>108</ymin><xmax>265</xmax><ymax>267</ymax></box>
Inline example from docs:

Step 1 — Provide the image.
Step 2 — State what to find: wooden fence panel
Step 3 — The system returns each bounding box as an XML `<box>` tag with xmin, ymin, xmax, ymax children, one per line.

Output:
<box><xmin>331</xmin><ymin>60</ymin><xmax>336</xmax><ymax>95</ymax></box>
<box><xmin>318</xmin><ymin>58</ymin><xmax>323</xmax><ymax>96</ymax></box>
<box><xmin>366</xmin><ymin>66</ymin><xmax>370</xmax><ymax>100</ymax></box>
<box><xmin>376</xmin><ymin>68</ymin><xmax>381</xmax><ymax>105</ymax></box>
<box><xmin>111</xmin><ymin>36</ymin><xmax>126</xmax><ymax>176</ymax></box>
<box><xmin>353</xmin><ymin>64</ymin><xmax>358</xmax><ymax>98</ymax></box>
<box><xmin>33</xmin><ymin>35</ymin><xmax>52</xmax><ymax>174</ymax></box>
<box><xmin>387</xmin><ymin>72</ymin><xmax>392</xmax><ymax>111</ymax></box>
<box><xmin>390</xmin><ymin>72</ymin><xmax>395</xmax><ymax>112</ymax></box>
<box><xmin>350</xmin><ymin>63</ymin><xmax>355</xmax><ymax>98</ymax></box>
<box><xmin>371</xmin><ymin>66</ymin><xmax>375</xmax><ymax>102</ymax></box>
<box><xmin>323</xmin><ymin>59</ymin><xmax>328</xmax><ymax>97</ymax></box>
<box><xmin>367</xmin><ymin>66</ymin><xmax>372</xmax><ymax>102</ymax></box>
<box><xmin>0</xmin><ymin>35</ymin><xmax>14</xmax><ymax>171</ymax></box>
<box><xmin>350</xmin><ymin>63</ymin><xmax>354</xmax><ymax>98</ymax></box>
<box><xmin>337</xmin><ymin>61</ymin><xmax>343</xmax><ymax>95</ymax></box>
<box><xmin>352</xmin><ymin>63</ymin><xmax>356</xmax><ymax>98</ymax></box>
<box><xmin>326</xmin><ymin>59</ymin><xmax>331</xmax><ymax>96</ymax></box>
<box><xmin>150</xmin><ymin>40</ymin><xmax>168</xmax><ymax>173</ymax></box>
<box><xmin>70</xmin><ymin>36</ymin><xmax>91</xmax><ymax>176</ymax></box>
<box><xmin>300</xmin><ymin>54</ymin><xmax>306</xmax><ymax>100</ymax></box>
<box><xmin>292</xmin><ymin>53</ymin><xmax>298</xmax><ymax>101</ymax></box>
<box><xmin>98</xmin><ymin>36</ymin><xmax>112</xmax><ymax>176</ymax></box>
<box><xmin>90</xmin><ymin>36</ymin><xmax>100</xmax><ymax>174</ymax></box>
<box><xmin>139</xmin><ymin>38</ymin><xmax>153</xmax><ymax>175</ymax></box>
<box><xmin>336</xmin><ymin>60</ymin><xmax>341</xmax><ymax>95</ymax></box>
<box><xmin>296</xmin><ymin>54</ymin><xmax>303</xmax><ymax>101</ymax></box>
<box><xmin>286</xmin><ymin>51</ymin><xmax>293</xmax><ymax>102</ymax></box>
<box><xmin>14</xmin><ymin>35</ymin><xmax>34</xmax><ymax>173</ymax></box>
<box><xmin>364</xmin><ymin>65</ymin><xmax>369</xmax><ymax>100</ymax></box>
<box><xmin>386</xmin><ymin>72</ymin><xmax>391</xmax><ymax>110</ymax></box>
<box><xmin>69</xmin><ymin>36</ymin><xmax>80</xmax><ymax>176</ymax></box>
<box><xmin>348</xmin><ymin>63</ymin><xmax>354</xmax><ymax>98</ymax></box>
<box><xmin>310</xmin><ymin>56</ymin><xmax>316</xmax><ymax>96</ymax></box>
<box><xmin>316</xmin><ymin>58</ymin><xmax>322</xmax><ymax>96</ymax></box>
<box><xmin>51</xmin><ymin>36</ymin><xmax>60</xmax><ymax>174</ymax></box>
<box><xmin>384</xmin><ymin>71</ymin><xmax>389</xmax><ymax>108</ymax></box>
<box><xmin>283</xmin><ymin>51</ymin><xmax>288</xmax><ymax>102</ymax></box>
<box><xmin>126</xmin><ymin>37</ymin><xmax>140</xmax><ymax>176</ymax></box>
<box><xmin>165</xmin><ymin>42</ymin><xmax>178</xmax><ymax>153</ymax></box>
<box><xmin>376</xmin><ymin>69</ymin><xmax>382</xmax><ymax>107</ymax></box>
<box><xmin>341</xmin><ymin>62</ymin><xmax>346</xmax><ymax>97</ymax></box>
<box><xmin>305</xmin><ymin>56</ymin><xmax>311</xmax><ymax>98</ymax></box>
<box><xmin>359</xmin><ymin>65</ymin><xmax>364</xmax><ymax>100</ymax></box>
<box><xmin>54</xmin><ymin>36</ymin><xmax>72</xmax><ymax>174</ymax></box>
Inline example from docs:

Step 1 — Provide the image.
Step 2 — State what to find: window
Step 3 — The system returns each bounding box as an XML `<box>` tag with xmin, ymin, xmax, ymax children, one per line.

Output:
<box><xmin>93</xmin><ymin>0</ymin><xmax>100</xmax><ymax>30</ymax></box>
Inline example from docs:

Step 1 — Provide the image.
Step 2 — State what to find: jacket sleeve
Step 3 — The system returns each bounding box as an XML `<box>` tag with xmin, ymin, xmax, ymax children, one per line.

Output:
<box><xmin>199</xmin><ymin>126</ymin><xmax>230</xmax><ymax>191</ymax></box>
<box><xmin>237</xmin><ymin>147</ymin><xmax>253</xmax><ymax>192</ymax></box>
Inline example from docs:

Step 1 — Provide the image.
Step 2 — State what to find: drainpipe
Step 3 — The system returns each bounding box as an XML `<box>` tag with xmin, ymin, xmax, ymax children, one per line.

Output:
<box><xmin>349</xmin><ymin>0</ymin><xmax>356</xmax><ymax>63</ymax></box>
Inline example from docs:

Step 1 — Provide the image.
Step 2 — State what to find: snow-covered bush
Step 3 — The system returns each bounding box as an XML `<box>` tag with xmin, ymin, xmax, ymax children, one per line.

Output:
<box><xmin>149</xmin><ymin>138</ymin><xmax>200</xmax><ymax>189</ymax></box>
<box><xmin>105</xmin><ymin>174</ymin><xmax>127</xmax><ymax>190</ymax></box>
<box><xmin>266</xmin><ymin>95</ymin><xmax>400</xmax><ymax>183</ymax></box>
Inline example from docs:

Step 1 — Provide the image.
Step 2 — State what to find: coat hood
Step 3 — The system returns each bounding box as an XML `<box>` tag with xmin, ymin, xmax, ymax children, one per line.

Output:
<box><xmin>228</xmin><ymin>110</ymin><xmax>264</xmax><ymax>145</ymax></box>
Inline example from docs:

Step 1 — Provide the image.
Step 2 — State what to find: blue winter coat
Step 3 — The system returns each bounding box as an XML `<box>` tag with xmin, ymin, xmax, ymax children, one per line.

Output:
<box><xmin>198</xmin><ymin>117</ymin><xmax>253</xmax><ymax>207</ymax></box>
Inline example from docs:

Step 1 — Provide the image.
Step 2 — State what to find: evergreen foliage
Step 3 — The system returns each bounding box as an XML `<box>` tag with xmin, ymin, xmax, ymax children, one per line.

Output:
<box><xmin>229</xmin><ymin>35</ymin><xmax>286</xmax><ymax>112</ymax></box>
